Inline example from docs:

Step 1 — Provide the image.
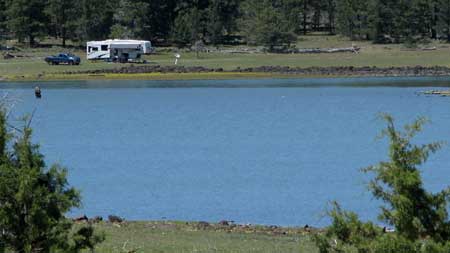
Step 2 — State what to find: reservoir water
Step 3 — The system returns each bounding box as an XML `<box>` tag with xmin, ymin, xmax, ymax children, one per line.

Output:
<box><xmin>1</xmin><ymin>77</ymin><xmax>450</xmax><ymax>227</ymax></box>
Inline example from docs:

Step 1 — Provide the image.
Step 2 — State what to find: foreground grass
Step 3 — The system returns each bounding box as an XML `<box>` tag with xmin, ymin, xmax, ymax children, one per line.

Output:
<box><xmin>83</xmin><ymin>221</ymin><xmax>319</xmax><ymax>253</ymax></box>
<box><xmin>2</xmin><ymin>35</ymin><xmax>450</xmax><ymax>81</ymax></box>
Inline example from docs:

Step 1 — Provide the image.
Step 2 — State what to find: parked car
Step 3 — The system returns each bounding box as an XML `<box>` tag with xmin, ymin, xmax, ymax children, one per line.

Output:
<box><xmin>45</xmin><ymin>53</ymin><xmax>81</xmax><ymax>65</ymax></box>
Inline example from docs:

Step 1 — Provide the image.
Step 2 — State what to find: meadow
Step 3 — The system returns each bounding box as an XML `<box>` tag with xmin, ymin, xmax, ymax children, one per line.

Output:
<box><xmin>81</xmin><ymin>221</ymin><xmax>320</xmax><ymax>253</ymax></box>
<box><xmin>2</xmin><ymin>35</ymin><xmax>450</xmax><ymax>81</ymax></box>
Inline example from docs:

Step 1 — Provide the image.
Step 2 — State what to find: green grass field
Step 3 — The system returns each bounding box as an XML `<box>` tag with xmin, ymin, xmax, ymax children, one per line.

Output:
<box><xmin>82</xmin><ymin>221</ymin><xmax>321</xmax><ymax>253</ymax></box>
<box><xmin>2</xmin><ymin>35</ymin><xmax>450</xmax><ymax>81</ymax></box>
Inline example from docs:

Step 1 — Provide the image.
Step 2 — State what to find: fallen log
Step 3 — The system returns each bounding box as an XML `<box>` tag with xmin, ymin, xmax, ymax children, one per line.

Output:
<box><xmin>291</xmin><ymin>47</ymin><xmax>360</xmax><ymax>54</ymax></box>
<box><xmin>421</xmin><ymin>46</ymin><xmax>437</xmax><ymax>51</ymax></box>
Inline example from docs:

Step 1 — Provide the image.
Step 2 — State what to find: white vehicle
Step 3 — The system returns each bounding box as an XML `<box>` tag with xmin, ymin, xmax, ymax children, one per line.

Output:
<box><xmin>86</xmin><ymin>39</ymin><xmax>153</xmax><ymax>62</ymax></box>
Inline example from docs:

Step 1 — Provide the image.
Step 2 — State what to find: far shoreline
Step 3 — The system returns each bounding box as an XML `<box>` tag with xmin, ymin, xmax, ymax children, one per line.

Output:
<box><xmin>4</xmin><ymin>65</ymin><xmax>450</xmax><ymax>83</ymax></box>
<box><xmin>3</xmin><ymin>73</ymin><xmax>450</xmax><ymax>84</ymax></box>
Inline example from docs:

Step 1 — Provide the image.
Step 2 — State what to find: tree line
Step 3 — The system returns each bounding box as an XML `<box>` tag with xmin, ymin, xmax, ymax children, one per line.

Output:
<box><xmin>1</xmin><ymin>0</ymin><xmax>450</xmax><ymax>48</ymax></box>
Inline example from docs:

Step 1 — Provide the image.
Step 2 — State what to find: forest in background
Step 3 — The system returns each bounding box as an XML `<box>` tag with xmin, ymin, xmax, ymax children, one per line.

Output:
<box><xmin>1</xmin><ymin>0</ymin><xmax>450</xmax><ymax>49</ymax></box>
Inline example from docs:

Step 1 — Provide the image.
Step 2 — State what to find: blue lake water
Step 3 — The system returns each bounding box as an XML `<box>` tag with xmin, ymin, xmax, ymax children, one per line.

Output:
<box><xmin>1</xmin><ymin>77</ymin><xmax>450</xmax><ymax>227</ymax></box>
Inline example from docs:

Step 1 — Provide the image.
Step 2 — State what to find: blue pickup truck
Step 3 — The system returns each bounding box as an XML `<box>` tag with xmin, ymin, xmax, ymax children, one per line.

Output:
<box><xmin>45</xmin><ymin>53</ymin><xmax>81</xmax><ymax>65</ymax></box>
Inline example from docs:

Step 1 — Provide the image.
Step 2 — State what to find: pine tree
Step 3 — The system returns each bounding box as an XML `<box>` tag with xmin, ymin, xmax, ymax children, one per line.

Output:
<box><xmin>206</xmin><ymin>0</ymin><xmax>240</xmax><ymax>45</ymax></box>
<box><xmin>5</xmin><ymin>0</ymin><xmax>47</xmax><ymax>45</ymax></box>
<box><xmin>325</xmin><ymin>0</ymin><xmax>337</xmax><ymax>34</ymax></box>
<box><xmin>172</xmin><ymin>0</ymin><xmax>208</xmax><ymax>45</ymax></box>
<box><xmin>142</xmin><ymin>0</ymin><xmax>178</xmax><ymax>41</ymax></box>
<box><xmin>109</xmin><ymin>0</ymin><xmax>151</xmax><ymax>39</ymax></box>
<box><xmin>279</xmin><ymin>0</ymin><xmax>304</xmax><ymax>34</ymax></box>
<box><xmin>363</xmin><ymin>114</ymin><xmax>450</xmax><ymax>241</ymax></box>
<box><xmin>302</xmin><ymin>0</ymin><xmax>309</xmax><ymax>34</ymax></box>
<box><xmin>437</xmin><ymin>0</ymin><xmax>450</xmax><ymax>41</ymax></box>
<box><xmin>78</xmin><ymin>0</ymin><xmax>116</xmax><ymax>41</ymax></box>
<box><xmin>336</xmin><ymin>0</ymin><xmax>370</xmax><ymax>40</ymax></box>
<box><xmin>46</xmin><ymin>0</ymin><xmax>81</xmax><ymax>47</ymax></box>
<box><xmin>0</xmin><ymin>0</ymin><xmax>6</xmax><ymax>38</ymax></box>
<box><xmin>310</xmin><ymin>0</ymin><xmax>325</xmax><ymax>31</ymax></box>
<box><xmin>371</xmin><ymin>0</ymin><xmax>401</xmax><ymax>42</ymax></box>
<box><xmin>0</xmin><ymin>108</ymin><xmax>103</xmax><ymax>252</ymax></box>
<box><xmin>315</xmin><ymin>115</ymin><xmax>450</xmax><ymax>251</ymax></box>
<box><xmin>240</xmin><ymin>0</ymin><xmax>296</xmax><ymax>50</ymax></box>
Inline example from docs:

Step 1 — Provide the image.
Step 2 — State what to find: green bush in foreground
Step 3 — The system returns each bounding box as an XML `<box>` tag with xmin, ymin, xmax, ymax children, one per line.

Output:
<box><xmin>315</xmin><ymin>114</ymin><xmax>450</xmax><ymax>252</ymax></box>
<box><xmin>0</xmin><ymin>108</ymin><xmax>103</xmax><ymax>253</ymax></box>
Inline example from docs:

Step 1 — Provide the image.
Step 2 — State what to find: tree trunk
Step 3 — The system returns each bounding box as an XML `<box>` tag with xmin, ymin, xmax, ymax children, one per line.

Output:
<box><xmin>62</xmin><ymin>27</ymin><xmax>66</xmax><ymax>48</ymax></box>
<box><xmin>29</xmin><ymin>35</ymin><xmax>35</xmax><ymax>47</ymax></box>
<box><xmin>328</xmin><ymin>11</ymin><xmax>335</xmax><ymax>34</ymax></box>
<box><xmin>303</xmin><ymin>0</ymin><xmax>308</xmax><ymax>35</ymax></box>
<box><xmin>448</xmin><ymin>0</ymin><xmax>450</xmax><ymax>42</ymax></box>
<box><xmin>431</xmin><ymin>2</ymin><xmax>438</xmax><ymax>39</ymax></box>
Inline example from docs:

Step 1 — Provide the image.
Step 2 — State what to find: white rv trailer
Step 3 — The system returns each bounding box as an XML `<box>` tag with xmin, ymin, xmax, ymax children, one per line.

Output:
<box><xmin>86</xmin><ymin>39</ymin><xmax>152</xmax><ymax>61</ymax></box>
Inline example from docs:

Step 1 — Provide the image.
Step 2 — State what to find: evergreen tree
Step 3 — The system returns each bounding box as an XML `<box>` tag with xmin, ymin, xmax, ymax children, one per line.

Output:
<box><xmin>315</xmin><ymin>115</ymin><xmax>450</xmax><ymax>251</ymax></box>
<box><xmin>325</xmin><ymin>0</ymin><xmax>337</xmax><ymax>34</ymax></box>
<box><xmin>78</xmin><ymin>0</ymin><xmax>116</xmax><ymax>41</ymax></box>
<box><xmin>110</xmin><ymin>0</ymin><xmax>179</xmax><ymax>41</ymax></box>
<box><xmin>363</xmin><ymin>114</ymin><xmax>450</xmax><ymax>241</ymax></box>
<box><xmin>5</xmin><ymin>0</ymin><xmax>48</xmax><ymax>45</ymax></box>
<box><xmin>0</xmin><ymin>0</ymin><xmax>445</xmax><ymax>45</ymax></box>
<box><xmin>302</xmin><ymin>0</ymin><xmax>309</xmax><ymax>34</ymax></box>
<box><xmin>278</xmin><ymin>0</ymin><xmax>309</xmax><ymax>34</ymax></box>
<box><xmin>310</xmin><ymin>0</ymin><xmax>325</xmax><ymax>31</ymax></box>
<box><xmin>143</xmin><ymin>0</ymin><xmax>178</xmax><ymax>41</ymax></box>
<box><xmin>336</xmin><ymin>0</ymin><xmax>370</xmax><ymax>40</ymax></box>
<box><xmin>0</xmin><ymin>108</ymin><xmax>103</xmax><ymax>252</ymax></box>
<box><xmin>437</xmin><ymin>0</ymin><xmax>450</xmax><ymax>41</ymax></box>
<box><xmin>0</xmin><ymin>0</ymin><xmax>6</xmax><ymax>38</ymax></box>
<box><xmin>371</xmin><ymin>0</ymin><xmax>399</xmax><ymax>42</ymax></box>
<box><xmin>410</xmin><ymin>0</ymin><xmax>433</xmax><ymax>39</ymax></box>
<box><xmin>206</xmin><ymin>0</ymin><xmax>240</xmax><ymax>45</ymax></box>
<box><xmin>431</xmin><ymin>0</ymin><xmax>439</xmax><ymax>39</ymax></box>
<box><xmin>240</xmin><ymin>0</ymin><xmax>296</xmax><ymax>50</ymax></box>
<box><xmin>172</xmin><ymin>7</ymin><xmax>205</xmax><ymax>45</ymax></box>
<box><xmin>172</xmin><ymin>0</ymin><xmax>209</xmax><ymax>45</ymax></box>
<box><xmin>46</xmin><ymin>0</ymin><xmax>81</xmax><ymax>47</ymax></box>
<box><xmin>110</xmin><ymin>0</ymin><xmax>150</xmax><ymax>39</ymax></box>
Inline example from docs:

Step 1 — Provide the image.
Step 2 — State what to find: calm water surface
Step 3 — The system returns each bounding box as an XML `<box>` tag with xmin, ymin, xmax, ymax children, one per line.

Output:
<box><xmin>1</xmin><ymin>77</ymin><xmax>450</xmax><ymax>226</ymax></box>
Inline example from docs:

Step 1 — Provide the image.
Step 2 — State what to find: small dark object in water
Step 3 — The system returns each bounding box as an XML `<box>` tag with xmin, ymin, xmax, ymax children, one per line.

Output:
<box><xmin>34</xmin><ymin>86</ymin><xmax>41</xmax><ymax>98</ymax></box>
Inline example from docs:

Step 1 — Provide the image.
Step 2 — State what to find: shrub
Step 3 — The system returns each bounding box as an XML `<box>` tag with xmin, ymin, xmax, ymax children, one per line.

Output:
<box><xmin>327</xmin><ymin>202</ymin><xmax>380</xmax><ymax>245</ymax></box>
<box><xmin>371</xmin><ymin>234</ymin><xmax>418</xmax><ymax>253</ymax></box>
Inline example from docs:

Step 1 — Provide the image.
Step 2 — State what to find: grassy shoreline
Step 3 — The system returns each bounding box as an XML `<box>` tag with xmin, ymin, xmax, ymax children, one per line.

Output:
<box><xmin>3</xmin><ymin>35</ymin><xmax>450</xmax><ymax>83</ymax></box>
<box><xmin>80</xmin><ymin>220</ymin><xmax>320</xmax><ymax>253</ymax></box>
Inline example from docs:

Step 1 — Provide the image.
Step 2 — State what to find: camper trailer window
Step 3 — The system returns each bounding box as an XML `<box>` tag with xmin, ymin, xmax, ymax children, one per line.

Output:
<box><xmin>91</xmin><ymin>47</ymin><xmax>98</xmax><ymax>52</ymax></box>
<box><xmin>101</xmin><ymin>45</ymin><xmax>108</xmax><ymax>51</ymax></box>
